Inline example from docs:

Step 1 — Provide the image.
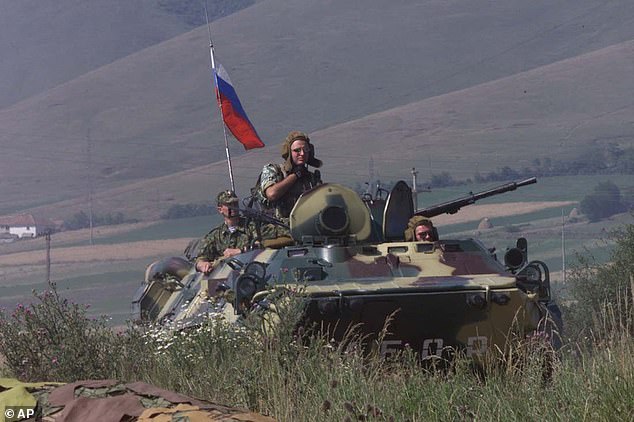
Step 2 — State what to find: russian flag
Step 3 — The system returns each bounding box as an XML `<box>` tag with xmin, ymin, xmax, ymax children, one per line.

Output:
<box><xmin>213</xmin><ymin>64</ymin><xmax>265</xmax><ymax>150</ymax></box>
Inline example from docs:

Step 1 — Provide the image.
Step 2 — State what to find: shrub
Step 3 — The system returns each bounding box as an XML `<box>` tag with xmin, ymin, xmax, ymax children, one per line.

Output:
<box><xmin>0</xmin><ymin>283</ymin><xmax>124</xmax><ymax>381</ymax></box>
<box><xmin>579</xmin><ymin>181</ymin><xmax>625</xmax><ymax>222</ymax></box>
<box><xmin>161</xmin><ymin>202</ymin><xmax>216</xmax><ymax>219</ymax></box>
<box><xmin>64</xmin><ymin>211</ymin><xmax>138</xmax><ymax>230</ymax></box>
<box><xmin>564</xmin><ymin>222</ymin><xmax>634</xmax><ymax>341</ymax></box>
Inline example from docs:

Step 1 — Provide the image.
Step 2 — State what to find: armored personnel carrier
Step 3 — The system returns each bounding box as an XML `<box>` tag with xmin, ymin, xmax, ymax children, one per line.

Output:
<box><xmin>133</xmin><ymin>178</ymin><xmax>561</xmax><ymax>360</ymax></box>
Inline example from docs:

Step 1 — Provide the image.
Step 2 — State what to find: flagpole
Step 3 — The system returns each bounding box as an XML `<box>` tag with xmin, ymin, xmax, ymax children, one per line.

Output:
<box><xmin>205</xmin><ymin>3</ymin><xmax>236</xmax><ymax>193</ymax></box>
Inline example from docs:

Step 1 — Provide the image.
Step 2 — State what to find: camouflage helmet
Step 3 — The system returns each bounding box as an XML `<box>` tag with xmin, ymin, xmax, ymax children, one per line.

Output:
<box><xmin>404</xmin><ymin>216</ymin><xmax>436</xmax><ymax>241</ymax></box>
<box><xmin>217</xmin><ymin>190</ymin><xmax>239</xmax><ymax>206</ymax></box>
<box><xmin>281</xmin><ymin>130</ymin><xmax>322</xmax><ymax>171</ymax></box>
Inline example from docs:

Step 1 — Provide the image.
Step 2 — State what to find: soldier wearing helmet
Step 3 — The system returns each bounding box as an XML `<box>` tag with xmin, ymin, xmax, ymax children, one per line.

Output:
<box><xmin>193</xmin><ymin>190</ymin><xmax>263</xmax><ymax>273</ymax></box>
<box><xmin>404</xmin><ymin>216</ymin><xmax>439</xmax><ymax>242</ymax></box>
<box><xmin>256</xmin><ymin>130</ymin><xmax>322</xmax><ymax>219</ymax></box>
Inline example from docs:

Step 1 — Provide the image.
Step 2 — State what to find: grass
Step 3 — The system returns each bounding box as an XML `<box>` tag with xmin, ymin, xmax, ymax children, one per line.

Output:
<box><xmin>60</xmin><ymin>215</ymin><xmax>221</xmax><ymax>247</ymax></box>
<box><xmin>0</xmin><ymin>270</ymin><xmax>137</xmax><ymax>297</ymax></box>
<box><xmin>1</xmin><ymin>222</ymin><xmax>633</xmax><ymax>418</ymax></box>
<box><xmin>0</xmin><ymin>268</ymin><xmax>142</xmax><ymax>327</ymax></box>
<box><xmin>1</xmin><ymin>282</ymin><xmax>633</xmax><ymax>421</ymax></box>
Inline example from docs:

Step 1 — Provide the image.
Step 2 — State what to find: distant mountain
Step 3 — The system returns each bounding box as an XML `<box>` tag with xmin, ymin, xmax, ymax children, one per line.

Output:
<box><xmin>0</xmin><ymin>0</ymin><xmax>254</xmax><ymax>108</ymax></box>
<box><xmin>1</xmin><ymin>0</ymin><xmax>633</xmax><ymax>218</ymax></box>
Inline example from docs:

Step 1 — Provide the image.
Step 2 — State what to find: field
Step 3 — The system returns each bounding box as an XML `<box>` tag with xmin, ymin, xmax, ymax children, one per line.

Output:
<box><xmin>0</xmin><ymin>216</ymin><xmax>211</xmax><ymax>324</ymax></box>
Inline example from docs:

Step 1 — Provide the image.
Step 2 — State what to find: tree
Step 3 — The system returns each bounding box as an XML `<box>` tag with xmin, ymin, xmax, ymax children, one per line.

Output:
<box><xmin>579</xmin><ymin>181</ymin><xmax>625</xmax><ymax>222</ymax></box>
<box><xmin>64</xmin><ymin>211</ymin><xmax>90</xmax><ymax>230</ymax></box>
<box><xmin>161</xmin><ymin>202</ymin><xmax>216</xmax><ymax>219</ymax></box>
<box><xmin>564</xmin><ymin>222</ymin><xmax>634</xmax><ymax>340</ymax></box>
<box><xmin>430</xmin><ymin>172</ymin><xmax>455</xmax><ymax>188</ymax></box>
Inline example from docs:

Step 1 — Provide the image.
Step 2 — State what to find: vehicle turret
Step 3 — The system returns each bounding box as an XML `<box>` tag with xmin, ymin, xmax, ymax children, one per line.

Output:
<box><xmin>289</xmin><ymin>183</ymin><xmax>373</xmax><ymax>246</ymax></box>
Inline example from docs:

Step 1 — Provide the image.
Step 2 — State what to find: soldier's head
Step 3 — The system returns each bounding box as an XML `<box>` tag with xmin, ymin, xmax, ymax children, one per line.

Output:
<box><xmin>404</xmin><ymin>216</ymin><xmax>438</xmax><ymax>241</ymax></box>
<box><xmin>216</xmin><ymin>190</ymin><xmax>239</xmax><ymax>223</ymax></box>
<box><xmin>281</xmin><ymin>130</ymin><xmax>322</xmax><ymax>171</ymax></box>
<box><xmin>415</xmin><ymin>221</ymin><xmax>436</xmax><ymax>241</ymax></box>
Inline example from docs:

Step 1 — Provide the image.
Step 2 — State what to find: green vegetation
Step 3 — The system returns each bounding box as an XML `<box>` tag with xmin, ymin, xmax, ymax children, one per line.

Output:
<box><xmin>0</xmin><ymin>285</ymin><xmax>125</xmax><ymax>381</ymax></box>
<box><xmin>377</xmin><ymin>147</ymin><xmax>634</xmax><ymax>194</ymax></box>
<box><xmin>475</xmin><ymin>146</ymin><xmax>634</xmax><ymax>181</ymax></box>
<box><xmin>411</xmin><ymin>174</ymin><xmax>633</xmax><ymax>207</ymax></box>
<box><xmin>161</xmin><ymin>202</ymin><xmax>216</xmax><ymax>220</ymax></box>
<box><xmin>156</xmin><ymin>0</ymin><xmax>255</xmax><ymax>26</ymax></box>
<box><xmin>424</xmin><ymin>146</ymin><xmax>634</xmax><ymax>189</ymax></box>
<box><xmin>98</xmin><ymin>214</ymin><xmax>219</xmax><ymax>243</ymax></box>
<box><xmin>58</xmin><ymin>215</ymin><xmax>220</xmax><ymax>247</ymax></box>
<box><xmin>564</xmin><ymin>223</ymin><xmax>634</xmax><ymax>342</ymax></box>
<box><xmin>64</xmin><ymin>211</ymin><xmax>138</xmax><ymax>230</ymax></box>
<box><xmin>1</xmin><ymin>223</ymin><xmax>633</xmax><ymax>419</ymax></box>
<box><xmin>580</xmin><ymin>181</ymin><xmax>627</xmax><ymax>223</ymax></box>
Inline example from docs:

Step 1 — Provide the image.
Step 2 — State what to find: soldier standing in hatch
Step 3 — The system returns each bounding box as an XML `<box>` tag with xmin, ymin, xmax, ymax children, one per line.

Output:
<box><xmin>194</xmin><ymin>190</ymin><xmax>262</xmax><ymax>273</ymax></box>
<box><xmin>256</xmin><ymin>130</ymin><xmax>322</xmax><ymax>219</ymax></box>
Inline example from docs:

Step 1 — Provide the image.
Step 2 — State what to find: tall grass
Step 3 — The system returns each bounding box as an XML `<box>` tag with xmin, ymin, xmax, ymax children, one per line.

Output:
<box><xmin>1</xmin><ymin>283</ymin><xmax>633</xmax><ymax>421</ymax></box>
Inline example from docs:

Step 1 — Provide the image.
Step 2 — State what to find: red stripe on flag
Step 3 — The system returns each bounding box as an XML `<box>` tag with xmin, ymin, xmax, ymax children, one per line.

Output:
<box><xmin>214</xmin><ymin>65</ymin><xmax>264</xmax><ymax>150</ymax></box>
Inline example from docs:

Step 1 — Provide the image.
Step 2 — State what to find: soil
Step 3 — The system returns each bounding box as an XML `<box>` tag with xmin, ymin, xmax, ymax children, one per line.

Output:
<box><xmin>0</xmin><ymin>238</ymin><xmax>190</xmax><ymax>267</ymax></box>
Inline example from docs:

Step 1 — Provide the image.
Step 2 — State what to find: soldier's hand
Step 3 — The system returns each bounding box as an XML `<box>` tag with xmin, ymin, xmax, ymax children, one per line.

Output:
<box><xmin>293</xmin><ymin>165</ymin><xmax>308</xmax><ymax>179</ymax></box>
<box><xmin>196</xmin><ymin>260</ymin><xmax>214</xmax><ymax>274</ymax></box>
<box><xmin>223</xmin><ymin>247</ymin><xmax>242</xmax><ymax>258</ymax></box>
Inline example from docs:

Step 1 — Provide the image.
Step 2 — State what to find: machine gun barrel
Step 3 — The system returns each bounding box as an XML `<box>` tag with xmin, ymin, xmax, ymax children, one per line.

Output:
<box><xmin>415</xmin><ymin>177</ymin><xmax>537</xmax><ymax>218</ymax></box>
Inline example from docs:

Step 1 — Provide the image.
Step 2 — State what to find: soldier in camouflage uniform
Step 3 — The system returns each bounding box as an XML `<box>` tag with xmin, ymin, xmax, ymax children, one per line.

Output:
<box><xmin>194</xmin><ymin>190</ymin><xmax>263</xmax><ymax>273</ymax></box>
<box><xmin>256</xmin><ymin>130</ymin><xmax>322</xmax><ymax>219</ymax></box>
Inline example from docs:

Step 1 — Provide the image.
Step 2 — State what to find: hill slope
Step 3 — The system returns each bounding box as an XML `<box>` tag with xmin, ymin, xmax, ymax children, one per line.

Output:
<box><xmin>0</xmin><ymin>0</ymin><xmax>255</xmax><ymax>109</ymax></box>
<box><xmin>19</xmin><ymin>39</ymin><xmax>634</xmax><ymax>221</ymax></box>
<box><xmin>1</xmin><ymin>0</ymin><xmax>633</xmax><ymax>216</ymax></box>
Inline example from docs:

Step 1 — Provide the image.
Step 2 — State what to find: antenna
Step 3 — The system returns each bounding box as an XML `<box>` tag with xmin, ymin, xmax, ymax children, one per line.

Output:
<box><xmin>45</xmin><ymin>230</ymin><xmax>51</xmax><ymax>284</ymax></box>
<box><xmin>561</xmin><ymin>208</ymin><xmax>566</xmax><ymax>283</ymax></box>
<box><xmin>86</xmin><ymin>127</ymin><xmax>94</xmax><ymax>245</ymax></box>
<box><xmin>204</xmin><ymin>0</ymin><xmax>236</xmax><ymax>192</ymax></box>
<box><xmin>411</xmin><ymin>167</ymin><xmax>419</xmax><ymax>210</ymax></box>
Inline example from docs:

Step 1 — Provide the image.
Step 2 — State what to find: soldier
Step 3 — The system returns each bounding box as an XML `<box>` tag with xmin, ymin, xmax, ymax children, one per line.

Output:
<box><xmin>193</xmin><ymin>190</ymin><xmax>262</xmax><ymax>273</ymax></box>
<box><xmin>256</xmin><ymin>130</ymin><xmax>322</xmax><ymax>219</ymax></box>
<box><xmin>404</xmin><ymin>216</ymin><xmax>438</xmax><ymax>242</ymax></box>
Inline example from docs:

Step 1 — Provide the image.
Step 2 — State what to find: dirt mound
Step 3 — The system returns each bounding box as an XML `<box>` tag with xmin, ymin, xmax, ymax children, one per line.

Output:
<box><xmin>478</xmin><ymin>217</ymin><xmax>493</xmax><ymax>229</ymax></box>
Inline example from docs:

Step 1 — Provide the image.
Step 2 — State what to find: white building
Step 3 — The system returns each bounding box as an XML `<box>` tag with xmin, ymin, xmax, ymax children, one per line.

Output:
<box><xmin>0</xmin><ymin>214</ymin><xmax>54</xmax><ymax>238</ymax></box>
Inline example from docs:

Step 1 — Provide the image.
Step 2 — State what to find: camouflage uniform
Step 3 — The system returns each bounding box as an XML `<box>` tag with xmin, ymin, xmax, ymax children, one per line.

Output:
<box><xmin>193</xmin><ymin>190</ymin><xmax>286</xmax><ymax>264</ymax></box>
<box><xmin>258</xmin><ymin>163</ymin><xmax>321</xmax><ymax>219</ymax></box>
<box><xmin>194</xmin><ymin>218</ymin><xmax>262</xmax><ymax>264</ymax></box>
<box><xmin>257</xmin><ymin>131</ymin><xmax>323</xmax><ymax>219</ymax></box>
